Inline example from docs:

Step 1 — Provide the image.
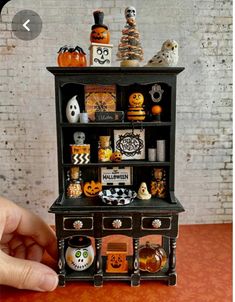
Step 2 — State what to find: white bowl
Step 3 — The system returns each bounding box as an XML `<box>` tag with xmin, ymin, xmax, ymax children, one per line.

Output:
<box><xmin>99</xmin><ymin>188</ymin><xmax>137</xmax><ymax>206</ymax></box>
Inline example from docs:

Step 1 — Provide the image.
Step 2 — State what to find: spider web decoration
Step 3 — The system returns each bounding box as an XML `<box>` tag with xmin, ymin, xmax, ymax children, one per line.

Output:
<box><xmin>114</xmin><ymin>129</ymin><xmax>145</xmax><ymax>160</ymax></box>
<box><xmin>85</xmin><ymin>85</ymin><xmax>116</xmax><ymax>121</ymax></box>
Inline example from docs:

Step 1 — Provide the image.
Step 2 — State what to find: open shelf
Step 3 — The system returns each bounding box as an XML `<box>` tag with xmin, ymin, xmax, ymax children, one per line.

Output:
<box><xmin>61</xmin><ymin>121</ymin><xmax>173</xmax><ymax>128</ymax></box>
<box><xmin>51</xmin><ymin>192</ymin><xmax>184</xmax><ymax>212</ymax></box>
<box><xmin>62</xmin><ymin>161</ymin><xmax>171</xmax><ymax>168</ymax></box>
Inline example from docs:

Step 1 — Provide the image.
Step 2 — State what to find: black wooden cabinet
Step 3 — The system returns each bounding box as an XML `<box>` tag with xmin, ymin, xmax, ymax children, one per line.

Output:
<box><xmin>47</xmin><ymin>67</ymin><xmax>184</xmax><ymax>287</ymax></box>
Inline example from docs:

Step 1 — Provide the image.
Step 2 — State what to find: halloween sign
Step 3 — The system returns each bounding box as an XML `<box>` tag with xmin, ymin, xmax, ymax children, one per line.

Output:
<box><xmin>114</xmin><ymin>129</ymin><xmax>145</xmax><ymax>160</ymax></box>
<box><xmin>100</xmin><ymin>166</ymin><xmax>132</xmax><ymax>186</ymax></box>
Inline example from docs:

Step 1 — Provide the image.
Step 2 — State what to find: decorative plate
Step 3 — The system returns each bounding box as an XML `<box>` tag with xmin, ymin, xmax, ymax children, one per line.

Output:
<box><xmin>99</xmin><ymin>188</ymin><xmax>137</xmax><ymax>206</ymax></box>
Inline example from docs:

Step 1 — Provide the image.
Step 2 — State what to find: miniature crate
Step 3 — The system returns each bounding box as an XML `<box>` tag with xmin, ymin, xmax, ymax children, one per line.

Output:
<box><xmin>106</xmin><ymin>242</ymin><xmax>128</xmax><ymax>273</ymax></box>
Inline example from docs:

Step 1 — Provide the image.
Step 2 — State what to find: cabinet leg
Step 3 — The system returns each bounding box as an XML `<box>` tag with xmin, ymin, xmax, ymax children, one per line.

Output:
<box><xmin>168</xmin><ymin>238</ymin><xmax>177</xmax><ymax>286</ymax></box>
<box><xmin>58</xmin><ymin>238</ymin><xmax>66</xmax><ymax>286</ymax></box>
<box><xmin>94</xmin><ymin>238</ymin><xmax>103</xmax><ymax>287</ymax></box>
<box><xmin>131</xmin><ymin>238</ymin><xmax>140</xmax><ymax>287</ymax></box>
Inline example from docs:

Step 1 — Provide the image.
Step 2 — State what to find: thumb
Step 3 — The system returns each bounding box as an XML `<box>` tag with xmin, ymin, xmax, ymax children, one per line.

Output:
<box><xmin>0</xmin><ymin>251</ymin><xmax>58</xmax><ymax>291</ymax></box>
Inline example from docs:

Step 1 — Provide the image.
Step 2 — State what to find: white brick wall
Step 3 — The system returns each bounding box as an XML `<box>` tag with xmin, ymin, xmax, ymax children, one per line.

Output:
<box><xmin>0</xmin><ymin>0</ymin><xmax>232</xmax><ymax>224</ymax></box>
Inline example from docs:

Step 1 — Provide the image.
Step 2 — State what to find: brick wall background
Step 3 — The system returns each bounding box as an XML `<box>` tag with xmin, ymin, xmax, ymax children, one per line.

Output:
<box><xmin>0</xmin><ymin>0</ymin><xmax>232</xmax><ymax>224</ymax></box>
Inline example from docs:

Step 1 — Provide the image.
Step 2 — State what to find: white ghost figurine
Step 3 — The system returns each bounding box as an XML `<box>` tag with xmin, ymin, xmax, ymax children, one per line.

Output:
<box><xmin>137</xmin><ymin>182</ymin><xmax>152</xmax><ymax>200</ymax></box>
<box><xmin>66</xmin><ymin>95</ymin><xmax>80</xmax><ymax>123</ymax></box>
<box><xmin>145</xmin><ymin>39</ymin><xmax>179</xmax><ymax>67</ymax></box>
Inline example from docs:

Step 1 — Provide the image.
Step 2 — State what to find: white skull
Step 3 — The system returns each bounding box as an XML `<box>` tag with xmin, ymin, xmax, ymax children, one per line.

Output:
<box><xmin>65</xmin><ymin>246</ymin><xmax>94</xmax><ymax>271</ymax></box>
<box><xmin>125</xmin><ymin>6</ymin><xmax>136</xmax><ymax>19</ymax></box>
<box><xmin>73</xmin><ymin>131</ymin><xmax>85</xmax><ymax>145</ymax></box>
<box><xmin>94</xmin><ymin>46</ymin><xmax>111</xmax><ymax>65</ymax></box>
<box><xmin>65</xmin><ymin>236</ymin><xmax>95</xmax><ymax>272</ymax></box>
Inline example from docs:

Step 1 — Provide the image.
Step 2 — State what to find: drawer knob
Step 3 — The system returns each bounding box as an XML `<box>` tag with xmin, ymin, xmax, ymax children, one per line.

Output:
<box><xmin>112</xmin><ymin>219</ymin><xmax>122</xmax><ymax>229</ymax></box>
<box><xmin>152</xmin><ymin>219</ymin><xmax>162</xmax><ymax>229</ymax></box>
<box><xmin>73</xmin><ymin>220</ymin><xmax>83</xmax><ymax>230</ymax></box>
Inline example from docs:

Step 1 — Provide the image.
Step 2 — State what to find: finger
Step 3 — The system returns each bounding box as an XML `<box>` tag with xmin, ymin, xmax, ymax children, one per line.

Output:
<box><xmin>26</xmin><ymin>243</ymin><xmax>44</xmax><ymax>262</ymax></box>
<box><xmin>0</xmin><ymin>197</ymin><xmax>57</xmax><ymax>259</ymax></box>
<box><xmin>0</xmin><ymin>250</ymin><xmax>58</xmax><ymax>292</ymax></box>
<box><xmin>8</xmin><ymin>236</ymin><xmax>26</xmax><ymax>259</ymax></box>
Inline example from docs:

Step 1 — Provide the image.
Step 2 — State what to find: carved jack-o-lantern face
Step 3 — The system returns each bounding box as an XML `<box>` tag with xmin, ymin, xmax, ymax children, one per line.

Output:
<box><xmin>83</xmin><ymin>180</ymin><xmax>102</xmax><ymax>197</ymax></box>
<box><xmin>90</xmin><ymin>27</ymin><xmax>110</xmax><ymax>44</ymax></box>
<box><xmin>129</xmin><ymin>92</ymin><xmax>144</xmax><ymax>107</ymax></box>
<box><xmin>110</xmin><ymin>151</ymin><xmax>122</xmax><ymax>162</ymax></box>
<box><xmin>110</xmin><ymin>254</ymin><xmax>123</xmax><ymax>269</ymax></box>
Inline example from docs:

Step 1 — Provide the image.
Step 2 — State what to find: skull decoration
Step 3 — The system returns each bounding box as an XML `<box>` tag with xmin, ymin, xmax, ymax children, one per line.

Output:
<box><xmin>125</xmin><ymin>6</ymin><xmax>136</xmax><ymax>19</ymax></box>
<box><xmin>94</xmin><ymin>46</ymin><xmax>110</xmax><ymax>65</ymax></box>
<box><xmin>73</xmin><ymin>131</ymin><xmax>85</xmax><ymax>145</ymax></box>
<box><xmin>65</xmin><ymin>236</ymin><xmax>94</xmax><ymax>271</ymax></box>
<box><xmin>66</xmin><ymin>95</ymin><xmax>80</xmax><ymax>123</ymax></box>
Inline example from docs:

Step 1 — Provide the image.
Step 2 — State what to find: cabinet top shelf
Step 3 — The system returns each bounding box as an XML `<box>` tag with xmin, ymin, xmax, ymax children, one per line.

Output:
<box><xmin>47</xmin><ymin>66</ymin><xmax>185</xmax><ymax>76</ymax></box>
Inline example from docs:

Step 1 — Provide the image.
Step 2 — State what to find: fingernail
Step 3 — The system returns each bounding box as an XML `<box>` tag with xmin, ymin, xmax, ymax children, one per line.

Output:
<box><xmin>39</xmin><ymin>273</ymin><xmax>58</xmax><ymax>291</ymax></box>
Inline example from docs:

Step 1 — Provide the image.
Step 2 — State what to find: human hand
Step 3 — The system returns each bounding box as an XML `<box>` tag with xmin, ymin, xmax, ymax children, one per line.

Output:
<box><xmin>0</xmin><ymin>196</ymin><xmax>58</xmax><ymax>291</ymax></box>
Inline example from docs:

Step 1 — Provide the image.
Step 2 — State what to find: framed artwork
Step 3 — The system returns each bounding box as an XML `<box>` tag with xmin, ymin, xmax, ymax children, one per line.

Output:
<box><xmin>114</xmin><ymin>129</ymin><xmax>145</xmax><ymax>160</ymax></box>
<box><xmin>85</xmin><ymin>84</ymin><xmax>116</xmax><ymax>121</ymax></box>
<box><xmin>100</xmin><ymin>166</ymin><xmax>132</xmax><ymax>186</ymax></box>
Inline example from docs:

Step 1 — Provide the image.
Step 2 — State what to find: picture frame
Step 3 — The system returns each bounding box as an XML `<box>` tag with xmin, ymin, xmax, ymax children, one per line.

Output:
<box><xmin>114</xmin><ymin>129</ymin><xmax>145</xmax><ymax>160</ymax></box>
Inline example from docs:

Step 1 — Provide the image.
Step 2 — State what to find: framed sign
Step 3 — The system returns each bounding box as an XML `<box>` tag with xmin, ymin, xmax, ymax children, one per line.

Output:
<box><xmin>85</xmin><ymin>84</ymin><xmax>116</xmax><ymax>121</ymax></box>
<box><xmin>100</xmin><ymin>166</ymin><xmax>132</xmax><ymax>186</ymax></box>
<box><xmin>114</xmin><ymin>129</ymin><xmax>145</xmax><ymax>160</ymax></box>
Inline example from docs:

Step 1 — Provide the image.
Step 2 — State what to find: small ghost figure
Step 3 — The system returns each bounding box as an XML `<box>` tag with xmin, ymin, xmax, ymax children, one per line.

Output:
<box><xmin>73</xmin><ymin>131</ymin><xmax>85</xmax><ymax>145</ymax></box>
<box><xmin>137</xmin><ymin>182</ymin><xmax>151</xmax><ymax>200</ymax></box>
<box><xmin>145</xmin><ymin>40</ymin><xmax>179</xmax><ymax>67</ymax></box>
<box><xmin>66</xmin><ymin>95</ymin><xmax>80</xmax><ymax>123</ymax></box>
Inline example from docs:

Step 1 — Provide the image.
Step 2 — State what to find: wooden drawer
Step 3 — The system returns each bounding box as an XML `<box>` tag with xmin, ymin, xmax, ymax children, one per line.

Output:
<box><xmin>102</xmin><ymin>216</ymin><xmax>132</xmax><ymax>230</ymax></box>
<box><xmin>63</xmin><ymin>216</ymin><xmax>93</xmax><ymax>231</ymax></box>
<box><xmin>141</xmin><ymin>216</ymin><xmax>172</xmax><ymax>230</ymax></box>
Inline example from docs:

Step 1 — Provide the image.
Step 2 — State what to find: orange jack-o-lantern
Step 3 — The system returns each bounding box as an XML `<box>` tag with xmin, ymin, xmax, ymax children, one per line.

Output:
<box><xmin>83</xmin><ymin>180</ymin><xmax>102</xmax><ymax>197</ymax></box>
<box><xmin>110</xmin><ymin>151</ymin><xmax>122</xmax><ymax>162</ymax></box>
<box><xmin>90</xmin><ymin>11</ymin><xmax>110</xmax><ymax>44</ymax></box>
<box><xmin>129</xmin><ymin>92</ymin><xmax>144</xmax><ymax>107</ymax></box>
<box><xmin>57</xmin><ymin>46</ymin><xmax>87</xmax><ymax>67</ymax></box>
<box><xmin>106</xmin><ymin>242</ymin><xmax>128</xmax><ymax>273</ymax></box>
<box><xmin>90</xmin><ymin>27</ymin><xmax>110</xmax><ymax>44</ymax></box>
<box><xmin>139</xmin><ymin>242</ymin><xmax>167</xmax><ymax>273</ymax></box>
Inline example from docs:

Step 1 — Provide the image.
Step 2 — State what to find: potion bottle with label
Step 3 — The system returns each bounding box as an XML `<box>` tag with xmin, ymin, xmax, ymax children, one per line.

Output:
<box><xmin>66</xmin><ymin>166</ymin><xmax>83</xmax><ymax>198</ymax></box>
<box><xmin>98</xmin><ymin>136</ymin><xmax>113</xmax><ymax>162</ymax></box>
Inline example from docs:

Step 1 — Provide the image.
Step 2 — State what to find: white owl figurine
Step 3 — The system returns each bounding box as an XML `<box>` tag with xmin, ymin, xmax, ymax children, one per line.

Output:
<box><xmin>145</xmin><ymin>40</ymin><xmax>179</xmax><ymax>67</ymax></box>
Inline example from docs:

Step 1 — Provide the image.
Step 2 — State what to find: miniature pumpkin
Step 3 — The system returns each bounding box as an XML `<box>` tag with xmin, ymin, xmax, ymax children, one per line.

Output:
<box><xmin>110</xmin><ymin>151</ymin><xmax>122</xmax><ymax>162</ymax></box>
<box><xmin>151</xmin><ymin>105</ymin><xmax>162</xmax><ymax>115</ymax></box>
<box><xmin>90</xmin><ymin>11</ymin><xmax>110</xmax><ymax>44</ymax></box>
<box><xmin>83</xmin><ymin>180</ymin><xmax>102</xmax><ymax>197</ymax></box>
<box><xmin>139</xmin><ymin>241</ymin><xmax>167</xmax><ymax>273</ymax></box>
<box><xmin>90</xmin><ymin>27</ymin><xmax>110</xmax><ymax>44</ymax></box>
<box><xmin>57</xmin><ymin>45</ymin><xmax>87</xmax><ymax>67</ymax></box>
<box><xmin>129</xmin><ymin>92</ymin><xmax>144</xmax><ymax>107</ymax></box>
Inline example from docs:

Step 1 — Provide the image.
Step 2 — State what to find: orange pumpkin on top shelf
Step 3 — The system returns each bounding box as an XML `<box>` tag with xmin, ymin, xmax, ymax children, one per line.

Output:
<box><xmin>57</xmin><ymin>45</ymin><xmax>87</xmax><ymax>67</ymax></box>
<box><xmin>90</xmin><ymin>11</ymin><xmax>110</xmax><ymax>44</ymax></box>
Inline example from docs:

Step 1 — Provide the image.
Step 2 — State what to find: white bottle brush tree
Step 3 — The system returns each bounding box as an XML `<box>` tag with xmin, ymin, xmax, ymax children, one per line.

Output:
<box><xmin>117</xmin><ymin>6</ymin><xmax>144</xmax><ymax>67</ymax></box>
